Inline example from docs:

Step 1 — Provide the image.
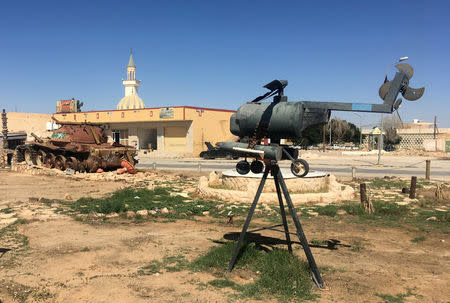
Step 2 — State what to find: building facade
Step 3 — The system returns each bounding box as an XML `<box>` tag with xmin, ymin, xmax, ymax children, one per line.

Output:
<box><xmin>362</xmin><ymin>120</ymin><xmax>450</xmax><ymax>151</ymax></box>
<box><xmin>53</xmin><ymin>106</ymin><xmax>235</xmax><ymax>156</ymax></box>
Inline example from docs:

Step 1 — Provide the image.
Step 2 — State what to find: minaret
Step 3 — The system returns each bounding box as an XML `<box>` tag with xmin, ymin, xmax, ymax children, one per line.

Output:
<box><xmin>117</xmin><ymin>50</ymin><xmax>145</xmax><ymax>110</ymax></box>
<box><xmin>123</xmin><ymin>50</ymin><xmax>140</xmax><ymax>96</ymax></box>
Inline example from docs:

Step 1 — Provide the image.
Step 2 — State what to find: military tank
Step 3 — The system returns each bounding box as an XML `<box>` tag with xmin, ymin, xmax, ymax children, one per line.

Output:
<box><xmin>15</xmin><ymin>122</ymin><xmax>138</xmax><ymax>173</ymax></box>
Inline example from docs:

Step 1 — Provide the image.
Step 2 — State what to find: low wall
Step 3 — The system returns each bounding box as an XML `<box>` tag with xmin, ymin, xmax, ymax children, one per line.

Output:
<box><xmin>222</xmin><ymin>174</ymin><xmax>329</xmax><ymax>193</ymax></box>
<box><xmin>198</xmin><ymin>172</ymin><xmax>355</xmax><ymax>205</ymax></box>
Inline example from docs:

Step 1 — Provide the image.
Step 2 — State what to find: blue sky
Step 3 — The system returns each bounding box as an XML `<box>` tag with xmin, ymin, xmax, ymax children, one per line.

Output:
<box><xmin>0</xmin><ymin>0</ymin><xmax>448</xmax><ymax>127</ymax></box>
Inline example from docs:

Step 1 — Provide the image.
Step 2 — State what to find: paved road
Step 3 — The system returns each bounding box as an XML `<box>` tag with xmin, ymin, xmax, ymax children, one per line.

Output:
<box><xmin>137</xmin><ymin>156</ymin><xmax>450</xmax><ymax>181</ymax></box>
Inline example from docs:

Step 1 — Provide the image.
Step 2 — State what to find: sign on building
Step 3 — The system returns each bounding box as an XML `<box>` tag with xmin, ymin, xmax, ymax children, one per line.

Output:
<box><xmin>56</xmin><ymin>99</ymin><xmax>78</xmax><ymax>113</ymax></box>
<box><xmin>159</xmin><ymin>107</ymin><xmax>174</xmax><ymax>119</ymax></box>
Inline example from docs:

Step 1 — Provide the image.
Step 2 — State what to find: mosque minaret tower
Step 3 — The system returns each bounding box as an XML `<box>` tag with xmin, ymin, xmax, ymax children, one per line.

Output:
<box><xmin>117</xmin><ymin>50</ymin><xmax>146</xmax><ymax>110</ymax></box>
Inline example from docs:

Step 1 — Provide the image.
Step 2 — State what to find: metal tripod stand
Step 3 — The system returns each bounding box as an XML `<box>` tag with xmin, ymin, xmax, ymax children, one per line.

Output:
<box><xmin>226</xmin><ymin>162</ymin><xmax>324</xmax><ymax>288</ymax></box>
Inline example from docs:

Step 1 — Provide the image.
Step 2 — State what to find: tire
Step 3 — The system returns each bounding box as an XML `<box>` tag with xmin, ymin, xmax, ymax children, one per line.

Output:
<box><xmin>24</xmin><ymin>147</ymin><xmax>37</xmax><ymax>166</ymax></box>
<box><xmin>250</xmin><ymin>160</ymin><xmax>264</xmax><ymax>174</ymax></box>
<box><xmin>54</xmin><ymin>155</ymin><xmax>67</xmax><ymax>171</ymax></box>
<box><xmin>36</xmin><ymin>150</ymin><xmax>46</xmax><ymax>166</ymax></box>
<box><xmin>14</xmin><ymin>147</ymin><xmax>25</xmax><ymax>164</ymax></box>
<box><xmin>66</xmin><ymin>156</ymin><xmax>79</xmax><ymax>171</ymax></box>
<box><xmin>236</xmin><ymin>160</ymin><xmax>250</xmax><ymax>175</ymax></box>
<box><xmin>290</xmin><ymin>159</ymin><xmax>309</xmax><ymax>178</ymax></box>
<box><xmin>44</xmin><ymin>153</ymin><xmax>56</xmax><ymax>168</ymax></box>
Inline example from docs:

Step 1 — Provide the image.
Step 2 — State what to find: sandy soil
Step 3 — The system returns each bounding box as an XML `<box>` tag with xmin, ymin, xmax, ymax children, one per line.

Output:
<box><xmin>0</xmin><ymin>169</ymin><xmax>449</xmax><ymax>302</ymax></box>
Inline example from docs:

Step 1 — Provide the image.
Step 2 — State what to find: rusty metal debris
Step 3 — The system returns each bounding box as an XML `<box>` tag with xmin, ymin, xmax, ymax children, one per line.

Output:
<box><xmin>14</xmin><ymin>121</ymin><xmax>138</xmax><ymax>173</ymax></box>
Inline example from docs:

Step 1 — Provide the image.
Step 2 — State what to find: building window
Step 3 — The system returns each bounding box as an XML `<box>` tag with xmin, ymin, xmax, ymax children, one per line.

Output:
<box><xmin>74</xmin><ymin>114</ymin><xmax>76</xmax><ymax>121</ymax></box>
<box><xmin>112</xmin><ymin>129</ymin><xmax>129</xmax><ymax>145</ymax></box>
<box><xmin>121</xmin><ymin>112</ymin><xmax>125</xmax><ymax>118</ymax></box>
<box><xmin>96</xmin><ymin>113</ymin><xmax>99</xmax><ymax>119</ymax></box>
<box><xmin>150</xmin><ymin>111</ymin><xmax>153</xmax><ymax>117</ymax></box>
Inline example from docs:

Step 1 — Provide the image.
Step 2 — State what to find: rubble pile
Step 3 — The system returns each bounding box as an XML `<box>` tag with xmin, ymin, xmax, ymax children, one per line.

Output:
<box><xmin>10</xmin><ymin>162</ymin><xmax>157</xmax><ymax>184</ymax></box>
<box><xmin>0</xmin><ymin>149</ymin><xmax>13</xmax><ymax>168</ymax></box>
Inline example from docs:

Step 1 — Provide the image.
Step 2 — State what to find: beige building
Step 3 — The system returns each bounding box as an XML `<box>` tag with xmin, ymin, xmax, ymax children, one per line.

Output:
<box><xmin>53</xmin><ymin>106</ymin><xmax>235</xmax><ymax>156</ymax></box>
<box><xmin>6</xmin><ymin>112</ymin><xmax>54</xmax><ymax>139</ymax></box>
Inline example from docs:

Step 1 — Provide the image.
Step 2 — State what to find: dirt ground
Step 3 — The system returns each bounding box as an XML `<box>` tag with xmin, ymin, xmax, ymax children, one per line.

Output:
<box><xmin>0</xmin><ymin>169</ymin><xmax>449</xmax><ymax>303</ymax></box>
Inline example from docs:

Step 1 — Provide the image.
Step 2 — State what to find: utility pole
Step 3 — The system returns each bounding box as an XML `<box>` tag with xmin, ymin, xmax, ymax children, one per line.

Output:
<box><xmin>329</xmin><ymin>120</ymin><xmax>332</xmax><ymax>146</ymax></box>
<box><xmin>353</xmin><ymin>113</ymin><xmax>363</xmax><ymax>147</ymax></box>
<box><xmin>377</xmin><ymin>114</ymin><xmax>383</xmax><ymax>165</ymax></box>
<box><xmin>1</xmin><ymin>109</ymin><xmax>7</xmax><ymax>150</ymax></box>
<box><xmin>434</xmin><ymin>116</ymin><xmax>438</xmax><ymax>151</ymax></box>
<box><xmin>322</xmin><ymin>124</ymin><xmax>326</xmax><ymax>152</ymax></box>
<box><xmin>359</xmin><ymin>119</ymin><xmax>362</xmax><ymax>146</ymax></box>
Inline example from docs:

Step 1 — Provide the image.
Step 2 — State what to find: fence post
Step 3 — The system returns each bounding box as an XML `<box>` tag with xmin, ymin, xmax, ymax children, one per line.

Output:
<box><xmin>360</xmin><ymin>183</ymin><xmax>367</xmax><ymax>204</ymax></box>
<box><xmin>425</xmin><ymin>160</ymin><xmax>431</xmax><ymax>180</ymax></box>
<box><xmin>409</xmin><ymin>176</ymin><xmax>417</xmax><ymax>199</ymax></box>
<box><xmin>152</xmin><ymin>162</ymin><xmax>156</xmax><ymax>170</ymax></box>
<box><xmin>360</xmin><ymin>183</ymin><xmax>374</xmax><ymax>213</ymax></box>
<box><xmin>352</xmin><ymin>166</ymin><xmax>357</xmax><ymax>180</ymax></box>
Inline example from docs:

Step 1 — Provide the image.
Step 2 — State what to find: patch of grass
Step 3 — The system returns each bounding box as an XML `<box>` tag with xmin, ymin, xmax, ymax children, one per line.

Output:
<box><xmin>309</xmin><ymin>200</ymin><xmax>408</xmax><ymax>219</ymax></box>
<box><xmin>0</xmin><ymin>207</ymin><xmax>14</xmax><ymax>214</ymax></box>
<box><xmin>191</xmin><ymin>242</ymin><xmax>260</xmax><ymax>272</ymax></box>
<box><xmin>375</xmin><ymin>288</ymin><xmax>419</xmax><ymax>303</ymax></box>
<box><xmin>302</xmin><ymin>196</ymin><xmax>448</xmax><ymax>233</ymax></box>
<box><xmin>411</xmin><ymin>236</ymin><xmax>426</xmax><ymax>243</ymax></box>
<box><xmin>138</xmin><ymin>260</ymin><xmax>164</xmax><ymax>275</ymax></box>
<box><xmin>192</xmin><ymin>242</ymin><xmax>316</xmax><ymax>302</ymax></box>
<box><xmin>368</xmin><ymin>178</ymin><xmax>408</xmax><ymax>189</ymax></box>
<box><xmin>81</xmin><ymin>247</ymin><xmax>90</xmax><ymax>252</ymax></box>
<box><xmin>0</xmin><ymin>218</ymin><xmax>30</xmax><ymax>267</ymax></box>
<box><xmin>314</xmin><ymin>204</ymin><xmax>338</xmax><ymax>217</ymax></box>
<box><xmin>243</xmin><ymin>249</ymin><xmax>315</xmax><ymax>301</ymax></box>
<box><xmin>349</xmin><ymin>241</ymin><xmax>364</xmax><ymax>252</ymax></box>
<box><xmin>63</xmin><ymin>187</ymin><xmax>220</xmax><ymax>220</ymax></box>
<box><xmin>367</xmin><ymin>177</ymin><xmax>433</xmax><ymax>190</ymax></box>
<box><xmin>138</xmin><ymin>255</ymin><xmax>189</xmax><ymax>275</ymax></box>
<box><xmin>208</xmin><ymin>279</ymin><xmax>242</xmax><ymax>290</ymax></box>
<box><xmin>164</xmin><ymin>255</ymin><xmax>189</xmax><ymax>272</ymax></box>
<box><xmin>3</xmin><ymin>281</ymin><xmax>53</xmax><ymax>303</ymax></box>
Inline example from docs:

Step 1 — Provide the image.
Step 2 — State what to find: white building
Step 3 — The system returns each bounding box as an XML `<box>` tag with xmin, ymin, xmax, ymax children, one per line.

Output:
<box><xmin>116</xmin><ymin>51</ymin><xmax>146</xmax><ymax>110</ymax></box>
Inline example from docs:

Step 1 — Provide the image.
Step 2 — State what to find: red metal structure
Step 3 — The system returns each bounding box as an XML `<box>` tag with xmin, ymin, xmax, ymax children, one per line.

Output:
<box><xmin>15</xmin><ymin>122</ymin><xmax>137</xmax><ymax>173</ymax></box>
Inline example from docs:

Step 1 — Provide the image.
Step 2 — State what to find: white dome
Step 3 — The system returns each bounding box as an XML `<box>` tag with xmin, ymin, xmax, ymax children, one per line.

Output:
<box><xmin>117</xmin><ymin>95</ymin><xmax>145</xmax><ymax>110</ymax></box>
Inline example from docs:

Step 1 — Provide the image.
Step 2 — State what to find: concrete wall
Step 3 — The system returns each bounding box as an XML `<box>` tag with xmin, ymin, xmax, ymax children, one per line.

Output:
<box><xmin>184</xmin><ymin>108</ymin><xmax>234</xmax><ymax>155</ymax></box>
<box><xmin>423</xmin><ymin>138</ymin><xmax>450</xmax><ymax>152</ymax></box>
<box><xmin>6</xmin><ymin>112</ymin><xmax>53</xmax><ymax>139</ymax></box>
